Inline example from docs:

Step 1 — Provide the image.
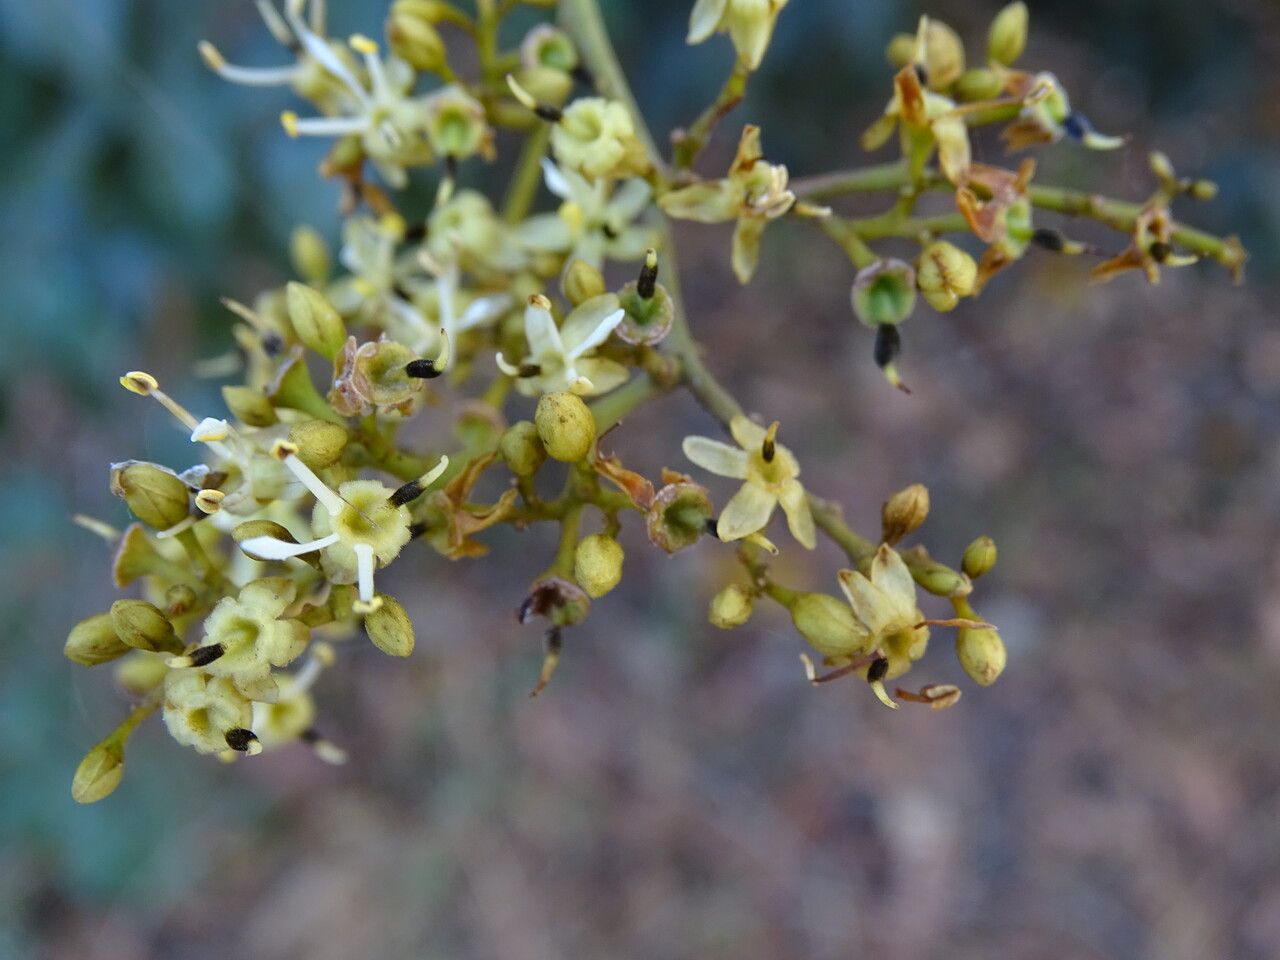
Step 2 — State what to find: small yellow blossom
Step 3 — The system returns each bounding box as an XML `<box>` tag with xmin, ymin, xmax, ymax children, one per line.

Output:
<box><xmin>687</xmin><ymin>0</ymin><xmax>789</xmax><ymax>71</ymax></box>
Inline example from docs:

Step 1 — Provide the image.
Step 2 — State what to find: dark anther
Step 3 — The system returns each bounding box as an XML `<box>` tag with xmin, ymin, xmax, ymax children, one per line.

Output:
<box><xmin>1148</xmin><ymin>241</ymin><xmax>1173</xmax><ymax>263</ymax></box>
<box><xmin>545</xmin><ymin>625</ymin><xmax>563</xmax><ymax>656</ymax></box>
<box><xmin>392</xmin><ymin>283</ymin><xmax>413</xmax><ymax>300</ymax></box>
<box><xmin>705</xmin><ymin>516</ymin><xmax>720</xmax><ymax>537</ymax></box>
<box><xmin>1062</xmin><ymin>112</ymin><xmax>1090</xmax><ymax>141</ymax></box>
<box><xmin>409</xmin><ymin>520</ymin><xmax>430</xmax><ymax>540</ymax></box>
<box><xmin>443</xmin><ymin>153</ymin><xmax>459</xmax><ymax>181</ymax></box>
<box><xmin>873</xmin><ymin>325</ymin><xmax>901</xmax><ymax>370</ymax></box>
<box><xmin>403</xmin><ymin>221</ymin><xmax>427</xmax><ymax>243</ymax></box>
<box><xmin>1032</xmin><ymin>228</ymin><xmax>1066</xmax><ymax>252</ymax></box>
<box><xmin>188</xmin><ymin>643</ymin><xmax>225</xmax><ymax>667</ymax></box>
<box><xmin>518</xmin><ymin>362</ymin><xmax>542</xmax><ymax>378</ymax></box>
<box><xmin>405</xmin><ymin>359</ymin><xmax>444</xmax><ymax>379</ymax></box>
<box><xmin>261</xmin><ymin>332</ymin><xmax>284</xmax><ymax>356</ymax></box>
<box><xmin>601</xmin><ymin>223</ymin><xmax>619</xmax><ymax>240</ymax></box>
<box><xmin>300</xmin><ymin>728</ymin><xmax>322</xmax><ymax>744</ymax></box>
<box><xmin>866</xmin><ymin>657</ymin><xmax>890</xmax><ymax>684</ymax></box>
<box><xmin>225</xmin><ymin>728</ymin><xmax>259</xmax><ymax>752</ymax></box>
<box><xmin>570</xmin><ymin>64</ymin><xmax>594</xmax><ymax>87</ymax></box>
<box><xmin>913</xmin><ymin>63</ymin><xmax>929</xmax><ymax>86</ymax></box>
<box><xmin>535</xmin><ymin>104</ymin><xmax>564</xmax><ymax>123</ymax></box>
<box><xmin>389</xmin><ymin>479</ymin><xmax>425</xmax><ymax>507</ymax></box>
<box><xmin>637</xmin><ymin>257</ymin><xmax>659</xmax><ymax>299</ymax></box>
<box><xmin>762</xmin><ymin>436</ymin><xmax>776</xmax><ymax>463</ymax></box>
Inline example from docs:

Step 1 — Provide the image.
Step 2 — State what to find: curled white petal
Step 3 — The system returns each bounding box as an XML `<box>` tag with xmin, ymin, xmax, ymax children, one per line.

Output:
<box><xmin>240</xmin><ymin>531</ymin><xmax>340</xmax><ymax>560</ymax></box>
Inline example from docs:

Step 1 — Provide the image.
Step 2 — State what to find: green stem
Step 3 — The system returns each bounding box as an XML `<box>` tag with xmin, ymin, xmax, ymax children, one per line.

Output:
<box><xmin>503</xmin><ymin>124</ymin><xmax>551</xmax><ymax>223</ymax></box>
<box><xmin>672</xmin><ymin>57</ymin><xmax>751</xmax><ymax>170</ymax></box>
<box><xmin>588</xmin><ymin>373</ymin><xmax>660</xmax><ymax>433</ymax></box>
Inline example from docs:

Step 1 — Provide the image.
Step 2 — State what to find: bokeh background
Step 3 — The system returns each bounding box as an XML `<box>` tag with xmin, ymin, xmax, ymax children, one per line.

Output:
<box><xmin>3</xmin><ymin>0</ymin><xmax>1279</xmax><ymax>957</ymax></box>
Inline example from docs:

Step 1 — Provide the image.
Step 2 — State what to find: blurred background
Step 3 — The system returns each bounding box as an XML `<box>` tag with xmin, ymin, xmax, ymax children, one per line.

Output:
<box><xmin>3</xmin><ymin>0</ymin><xmax>1279</xmax><ymax>957</ymax></box>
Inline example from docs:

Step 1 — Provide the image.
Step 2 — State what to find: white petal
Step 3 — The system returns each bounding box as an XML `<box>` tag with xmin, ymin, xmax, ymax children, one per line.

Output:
<box><xmin>284</xmin><ymin>5</ymin><xmax>368</xmax><ymax>104</ymax></box>
<box><xmin>573</xmin><ymin>358</ymin><xmax>629</xmax><ymax>396</ymax></box>
<box><xmin>563</xmin><ymin>300</ymin><xmax>625</xmax><ymax>360</ymax></box>
<box><xmin>607</xmin><ymin>178</ymin><xmax>653</xmax><ymax>222</ymax></box>
<box><xmin>241</xmin><ymin>532</ymin><xmax>340</xmax><ymax>560</ymax></box>
<box><xmin>457</xmin><ymin>293</ymin><xmax>512</xmax><ymax>332</ymax></box>
<box><xmin>523</xmin><ymin>301</ymin><xmax>564</xmax><ymax>360</ymax></box>
<box><xmin>870</xmin><ymin>543</ymin><xmax>916</xmax><ymax>606</ymax></box>
<box><xmin>513</xmin><ymin>213</ymin><xmax>575</xmax><ymax>253</ymax></box>
<box><xmin>716</xmin><ymin>483</ymin><xmax>777</xmax><ymax>542</ymax></box>
<box><xmin>729</xmin><ymin>415</ymin><xmax>768</xmax><ymax>451</ymax></box>
<box><xmin>688</xmin><ymin>0</ymin><xmax>728</xmax><ymax>43</ymax></box>
<box><xmin>540</xmin><ymin>157</ymin><xmax>573</xmax><ymax>200</ymax></box>
<box><xmin>777</xmin><ymin>479</ymin><xmax>816</xmax><ymax>549</ymax></box>
<box><xmin>682</xmin><ymin>436</ymin><xmax>749</xmax><ymax>479</ymax></box>
<box><xmin>837</xmin><ymin>569</ymin><xmax>894</xmax><ymax>637</ymax></box>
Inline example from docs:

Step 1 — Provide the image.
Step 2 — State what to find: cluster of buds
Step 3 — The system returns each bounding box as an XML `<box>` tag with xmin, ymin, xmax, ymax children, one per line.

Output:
<box><xmin>67</xmin><ymin>0</ymin><xmax>1241</xmax><ymax>800</ymax></box>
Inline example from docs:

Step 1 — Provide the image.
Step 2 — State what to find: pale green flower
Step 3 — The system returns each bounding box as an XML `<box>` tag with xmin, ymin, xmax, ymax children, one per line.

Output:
<box><xmin>682</xmin><ymin>415</ymin><xmax>815</xmax><ymax>548</ymax></box>
<box><xmin>162</xmin><ymin>670</ymin><xmax>254</xmax><ymax>756</ymax></box>
<box><xmin>687</xmin><ymin>0</ymin><xmax>789</xmax><ymax>70</ymax></box>
<box><xmin>550</xmin><ymin>97</ymin><xmax>644</xmax><ymax>179</ymax></box>
<box><xmin>837</xmin><ymin>544</ymin><xmax>930</xmax><ymax>680</ymax></box>
<box><xmin>498</xmin><ymin>294</ymin><xmax>628</xmax><ymax>397</ymax></box>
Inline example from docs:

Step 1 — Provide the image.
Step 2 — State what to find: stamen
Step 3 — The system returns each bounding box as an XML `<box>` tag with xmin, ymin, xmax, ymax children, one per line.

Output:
<box><xmin>190</xmin><ymin>417</ymin><xmax>230</xmax><ymax>443</ymax></box>
<box><xmin>389</xmin><ymin>456</ymin><xmax>450</xmax><ymax>506</ymax></box>
<box><xmin>283</xmin><ymin>1</ymin><xmax>369</xmax><ymax>106</ymax></box>
<box><xmin>866</xmin><ymin>656</ymin><xmax>890</xmax><ymax>683</ymax></box>
<box><xmin>353</xmin><ymin>542</ymin><xmax>376</xmax><ymax>604</ymax></box>
<box><xmin>198</xmin><ymin>42</ymin><xmax>301</xmax><ymax>86</ymax></box>
<box><xmin>914</xmin><ymin>617</ymin><xmax>992</xmax><ymax>630</ymax></box>
<box><xmin>240</xmin><ymin>531</ymin><xmax>341</xmax><ymax>560</ymax></box>
<box><xmin>155</xmin><ymin>515</ymin><xmax>199</xmax><ymax>541</ymax></box>
<box><xmin>529</xmin><ymin>626</ymin><xmax>563</xmax><ymax>698</ymax></box>
<box><xmin>167</xmin><ymin>643</ymin><xmax>226</xmax><ymax>669</ymax></box>
<box><xmin>301</xmin><ymin>729</ymin><xmax>348</xmax><ymax>764</ymax></box>
<box><xmin>637</xmin><ymin>248</ymin><xmax>659</xmax><ymax>299</ymax></box>
<box><xmin>761</xmin><ymin>421</ymin><xmax>779</xmax><ymax>463</ymax></box>
<box><xmin>195</xmin><ymin>489</ymin><xmax>225</xmax><ymax>514</ymax></box>
<box><xmin>254</xmin><ymin>0</ymin><xmax>296</xmax><ymax>48</ymax></box>
<box><xmin>271</xmin><ymin>440</ymin><xmax>346</xmax><ymax>515</ymax></box>
<box><xmin>349</xmin><ymin>34</ymin><xmax>389</xmax><ymax>100</ymax></box>
<box><xmin>800</xmin><ymin>650</ymin><xmax>883</xmax><ymax>685</ymax></box>
<box><xmin>225</xmin><ymin>728</ymin><xmax>263</xmax><ymax>755</ymax></box>
<box><xmin>494</xmin><ymin>352</ymin><xmax>523</xmax><ymax>377</ymax></box>
<box><xmin>73</xmin><ymin>514</ymin><xmax>121</xmax><ymax>542</ymax></box>
<box><xmin>505</xmin><ymin>74</ymin><xmax>563</xmax><ymax>122</ymax></box>
<box><xmin>282</xmin><ymin>112</ymin><xmax>368</xmax><ymax>138</ymax></box>
<box><xmin>404</xmin><ymin>330</ymin><xmax>450</xmax><ymax>379</ymax></box>
<box><xmin>743</xmin><ymin>531</ymin><xmax>779</xmax><ymax>555</ymax></box>
<box><xmin>873</xmin><ymin>326</ymin><xmax>911</xmax><ymax>394</ymax></box>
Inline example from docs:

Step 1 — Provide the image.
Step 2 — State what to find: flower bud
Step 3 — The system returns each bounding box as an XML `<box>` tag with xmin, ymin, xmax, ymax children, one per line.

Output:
<box><xmin>917</xmin><ymin>241</ymin><xmax>977</xmax><ymax>312</ymax></box>
<box><xmin>110</xmin><ymin>599</ymin><xmax>182</xmax><ymax>654</ymax></box>
<box><xmin>386</xmin><ymin>0</ymin><xmax>448</xmax><ymax>72</ymax></box>
<box><xmin>573</xmin><ymin>534</ymin><xmax>624</xmax><ymax>598</ymax></box>
<box><xmin>646</xmin><ymin>481</ymin><xmax>713</xmax><ymax>553</ymax></box>
<box><xmin>961</xmin><ymin>535</ymin><xmax>997</xmax><ymax>579</ymax></box>
<box><xmin>288</xmin><ymin>420</ymin><xmax>349</xmax><ymax>470</ymax></box>
<box><xmin>881</xmin><ymin>483</ymin><xmax>930</xmax><ymax>545</ymax></box>
<box><xmin>290</xmin><ymin>224</ymin><xmax>332</xmax><ymax>285</ymax></box>
<box><xmin>424</xmin><ymin>85</ymin><xmax>491</xmax><ymax>161</ymax></box>
<box><xmin>114</xmin><ymin>651</ymin><xmax>170</xmax><ymax>696</ymax></box>
<box><xmin>851</xmin><ymin>259</ymin><xmax>916</xmax><ymax>327</ymax></box>
<box><xmin>561</xmin><ymin>259</ymin><xmax>606</xmax><ymax>306</ymax></box>
<box><xmin>791</xmin><ymin>593</ymin><xmax>873</xmax><ymax>659</ymax></box>
<box><xmin>511</xmin><ymin>66</ymin><xmax>574</xmax><ymax>110</ymax></box>
<box><xmin>919</xmin><ymin>19</ymin><xmax>965</xmax><ymax>90</ymax></box>
<box><xmin>111</xmin><ymin>462</ymin><xmax>190</xmax><ymax>530</ymax></box>
<box><xmin>72</xmin><ymin>737</ymin><xmax>125</xmax><ymax>804</ymax></box>
<box><xmin>535</xmin><ymin>391</ymin><xmax>596</xmax><ymax>462</ymax></box>
<box><xmin>954</xmin><ymin>67</ymin><xmax>1003</xmax><ymax>102</ymax></box>
<box><xmin>521</xmin><ymin>24</ymin><xmax>578</xmax><ymax>73</ymax></box>
<box><xmin>885</xmin><ymin>33</ymin><xmax>916</xmax><ymax>69</ymax></box>
<box><xmin>65</xmin><ymin>612</ymin><xmax>130</xmax><ymax>666</ymax></box>
<box><xmin>709</xmin><ymin>584</ymin><xmax>754</xmax><ymax>629</ymax></box>
<box><xmin>901</xmin><ymin>547</ymin><xmax>970</xmax><ymax>597</ymax></box>
<box><xmin>221</xmin><ymin>385</ymin><xmax>278</xmax><ymax>427</ymax></box>
<box><xmin>987</xmin><ymin>2</ymin><xmax>1028</xmax><ymax>66</ymax></box>
<box><xmin>364</xmin><ymin>595</ymin><xmax>415</xmax><ymax>657</ymax></box>
<box><xmin>499</xmin><ymin>420</ymin><xmax>547</xmax><ymax>477</ymax></box>
<box><xmin>956</xmin><ymin>625</ymin><xmax>1006</xmax><ymax>685</ymax></box>
<box><xmin>286</xmin><ymin>282</ymin><xmax>347</xmax><ymax>360</ymax></box>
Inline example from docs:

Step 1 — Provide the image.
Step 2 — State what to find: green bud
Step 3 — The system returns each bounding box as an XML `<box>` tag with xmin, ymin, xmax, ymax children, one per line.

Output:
<box><xmin>646</xmin><ymin>481</ymin><xmax>713</xmax><ymax>553</ymax></box>
<box><xmin>110</xmin><ymin>599</ymin><xmax>182</xmax><ymax>654</ymax></box>
<box><xmin>561</xmin><ymin>259</ymin><xmax>606</xmax><ymax>306</ymax></box>
<box><xmin>364</xmin><ymin>595</ymin><xmax>415</xmax><ymax>657</ymax></box>
<box><xmin>387</xmin><ymin>0</ymin><xmax>448</xmax><ymax>73</ymax></box>
<box><xmin>221</xmin><ymin>385</ymin><xmax>278</xmax><ymax>427</ymax></box>
<box><xmin>289</xmin><ymin>224</ymin><xmax>332</xmax><ymax>286</ymax></box>
<box><xmin>513</xmin><ymin>66</ymin><xmax>574</xmax><ymax>109</ymax></box>
<box><xmin>709</xmin><ymin>584</ymin><xmax>754</xmax><ymax>629</ymax></box>
<box><xmin>956</xmin><ymin>626</ymin><xmax>1007</xmax><ymax>685</ymax></box>
<box><xmin>917</xmin><ymin>241</ymin><xmax>977</xmax><ymax>313</ymax></box>
<box><xmin>535</xmin><ymin>392</ymin><xmax>596</xmax><ymax>462</ymax></box>
<box><xmin>65</xmin><ymin>612</ymin><xmax>130</xmax><ymax>666</ymax></box>
<box><xmin>499</xmin><ymin>420</ymin><xmax>547</xmax><ymax>477</ymax></box>
<box><xmin>881</xmin><ymin>483</ymin><xmax>930</xmax><ymax>545</ymax></box>
<box><xmin>233</xmin><ymin>519</ymin><xmax>322</xmax><ymax>569</ymax></box>
<box><xmin>954</xmin><ymin>67</ymin><xmax>1004</xmax><ymax>103</ymax></box>
<box><xmin>72</xmin><ymin>737</ymin><xmax>125</xmax><ymax>804</ymax></box>
<box><xmin>920</xmin><ymin>19</ymin><xmax>965</xmax><ymax>90</ymax></box>
<box><xmin>791</xmin><ymin>592</ymin><xmax>872</xmax><ymax>659</ymax></box>
<box><xmin>423</xmin><ymin>86</ymin><xmax>490</xmax><ymax>160</ymax></box>
<box><xmin>286</xmin><ymin>282</ymin><xmax>346</xmax><ymax>360</ymax></box>
<box><xmin>851</xmin><ymin>259</ymin><xmax>916</xmax><ymax>327</ymax></box>
<box><xmin>885</xmin><ymin>33</ymin><xmax>916</xmax><ymax>69</ymax></box>
<box><xmin>111</xmin><ymin>524</ymin><xmax>165</xmax><ymax>588</ymax></box>
<box><xmin>961</xmin><ymin>536</ymin><xmax>997</xmax><ymax>580</ymax></box>
<box><xmin>111</xmin><ymin>462</ymin><xmax>190</xmax><ymax>530</ymax></box>
<box><xmin>114</xmin><ymin>651</ymin><xmax>170</xmax><ymax>696</ymax></box>
<box><xmin>988</xmin><ymin>2</ymin><xmax>1028</xmax><ymax>67</ymax></box>
<box><xmin>573</xmin><ymin>534</ymin><xmax>624</xmax><ymax>598</ymax></box>
<box><xmin>288</xmin><ymin>420</ymin><xmax>349</xmax><ymax>470</ymax></box>
<box><xmin>901</xmin><ymin>547</ymin><xmax>970</xmax><ymax>598</ymax></box>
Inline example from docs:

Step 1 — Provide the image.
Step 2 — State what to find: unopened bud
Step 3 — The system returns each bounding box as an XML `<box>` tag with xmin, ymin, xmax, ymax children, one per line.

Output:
<box><xmin>987</xmin><ymin>2</ymin><xmax>1028</xmax><ymax>66</ymax></box>
<box><xmin>114</xmin><ymin>651</ymin><xmax>170</xmax><ymax>696</ymax></box>
<box><xmin>573</xmin><ymin>534</ymin><xmax>624</xmax><ymax>598</ymax></box>
<box><xmin>71</xmin><ymin>737</ymin><xmax>125</xmax><ymax>804</ymax></box>
<box><xmin>288</xmin><ymin>419</ymin><xmax>349</xmax><ymax>470</ymax></box>
<box><xmin>386</xmin><ymin>0</ymin><xmax>448</xmax><ymax>72</ymax></box>
<box><xmin>885</xmin><ymin>33</ymin><xmax>916</xmax><ymax>69</ymax></box>
<box><xmin>364</xmin><ymin>595</ymin><xmax>415</xmax><ymax>657</ymax></box>
<box><xmin>882</xmin><ymin>483</ymin><xmax>930</xmax><ymax>545</ymax></box>
<box><xmin>221</xmin><ymin>385</ymin><xmax>278</xmax><ymax>427</ymax></box>
<box><xmin>286</xmin><ymin>282</ymin><xmax>347</xmax><ymax>360</ymax></box>
<box><xmin>954</xmin><ymin>67</ymin><xmax>1003</xmax><ymax>102</ymax></box>
<box><xmin>917</xmin><ymin>240</ymin><xmax>977</xmax><ymax>312</ymax></box>
<box><xmin>956</xmin><ymin>625</ymin><xmax>1006</xmax><ymax>685</ymax></box>
<box><xmin>902</xmin><ymin>547</ymin><xmax>970</xmax><ymax>597</ymax></box>
<box><xmin>499</xmin><ymin>420</ymin><xmax>547</xmax><ymax>477</ymax></box>
<box><xmin>110</xmin><ymin>599</ymin><xmax>182</xmax><ymax>654</ymax></box>
<box><xmin>961</xmin><ymin>535</ymin><xmax>997</xmax><ymax>579</ymax></box>
<box><xmin>561</xmin><ymin>259</ymin><xmax>606</xmax><ymax>306</ymax></box>
<box><xmin>918</xmin><ymin>19</ymin><xmax>965</xmax><ymax>90</ymax></box>
<box><xmin>535</xmin><ymin>391</ymin><xmax>596</xmax><ymax>462</ymax></box>
<box><xmin>65</xmin><ymin>612</ymin><xmax>129</xmax><ymax>666</ymax></box>
<box><xmin>709</xmin><ymin>584</ymin><xmax>754</xmax><ymax>629</ymax></box>
<box><xmin>791</xmin><ymin>592</ymin><xmax>873</xmax><ymax>659</ymax></box>
<box><xmin>852</xmin><ymin>259</ymin><xmax>916</xmax><ymax>327</ymax></box>
<box><xmin>111</xmin><ymin>462</ymin><xmax>190</xmax><ymax>530</ymax></box>
<box><xmin>290</xmin><ymin>224</ymin><xmax>332</xmax><ymax>285</ymax></box>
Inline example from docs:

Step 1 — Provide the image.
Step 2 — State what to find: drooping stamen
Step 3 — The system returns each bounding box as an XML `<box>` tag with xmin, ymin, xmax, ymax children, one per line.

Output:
<box><xmin>198</xmin><ymin>41</ymin><xmax>301</xmax><ymax>86</ymax></box>
<box><xmin>120</xmin><ymin>372</ymin><xmax>235</xmax><ymax>458</ymax></box>
<box><xmin>270</xmin><ymin>440</ymin><xmax>346</xmax><ymax>516</ymax></box>
<box><xmin>873</xmin><ymin>326</ymin><xmax>911</xmax><ymax>394</ymax></box>
<box><xmin>637</xmin><ymin>248</ymin><xmax>659</xmax><ymax>299</ymax></box>
<box><xmin>255</xmin><ymin>0</ymin><xmax>297</xmax><ymax>49</ymax></box>
<box><xmin>761</xmin><ymin>421</ymin><xmax>779</xmax><ymax>463</ymax></box>
<box><xmin>167</xmin><ymin>643</ymin><xmax>226</xmax><ymax>669</ymax></box>
<box><xmin>282</xmin><ymin>1</ymin><xmax>369</xmax><ymax>106</ymax></box>
<box><xmin>281</xmin><ymin>111</ymin><xmax>368</xmax><ymax>138</ymax></box>
<box><xmin>388</xmin><ymin>456</ymin><xmax>450</xmax><ymax>506</ymax></box>
<box><xmin>506</xmin><ymin>74</ymin><xmax>563</xmax><ymax>122</ymax></box>
<box><xmin>300</xmin><ymin>728</ymin><xmax>349</xmax><ymax>765</ymax></box>
<box><xmin>914</xmin><ymin>617</ymin><xmax>993</xmax><ymax>630</ymax></box>
<box><xmin>404</xmin><ymin>331</ymin><xmax>450</xmax><ymax>379</ymax></box>
<box><xmin>240</xmin><ymin>531</ymin><xmax>341</xmax><ymax>561</ymax></box>
<box><xmin>225</xmin><ymin>728</ymin><xmax>263</xmax><ymax>755</ymax></box>
<box><xmin>895</xmin><ymin>684</ymin><xmax>962</xmax><ymax>709</ymax></box>
<box><xmin>353</xmin><ymin>542</ymin><xmax>376</xmax><ymax>604</ymax></box>
<box><xmin>529</xmin><ymin>626</ymin><xmax>563</xmax><ymax>698</ymax></box>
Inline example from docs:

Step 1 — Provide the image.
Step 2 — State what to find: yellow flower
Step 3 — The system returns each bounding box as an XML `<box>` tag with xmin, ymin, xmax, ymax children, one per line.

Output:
<box><xmin>836</xmin><ymin>544</ymin><xmax>929</xmax><ymax>680</ymax></box>
<box><xmin>682</xmin><ymin>415</ymin><xmax>815</xmax><ymax>548</ymax></box>
<box><xmin>687</xmin><ymin>0</ymin><xmax>789</xmax><ymax>71</ymax></box>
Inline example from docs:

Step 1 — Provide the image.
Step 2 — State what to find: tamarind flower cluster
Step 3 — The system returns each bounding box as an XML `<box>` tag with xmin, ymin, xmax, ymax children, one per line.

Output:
<box><xmin>67</xmin><ymin>0</ymin><xmax>1245</xmax><ymax>803</ymax></box>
